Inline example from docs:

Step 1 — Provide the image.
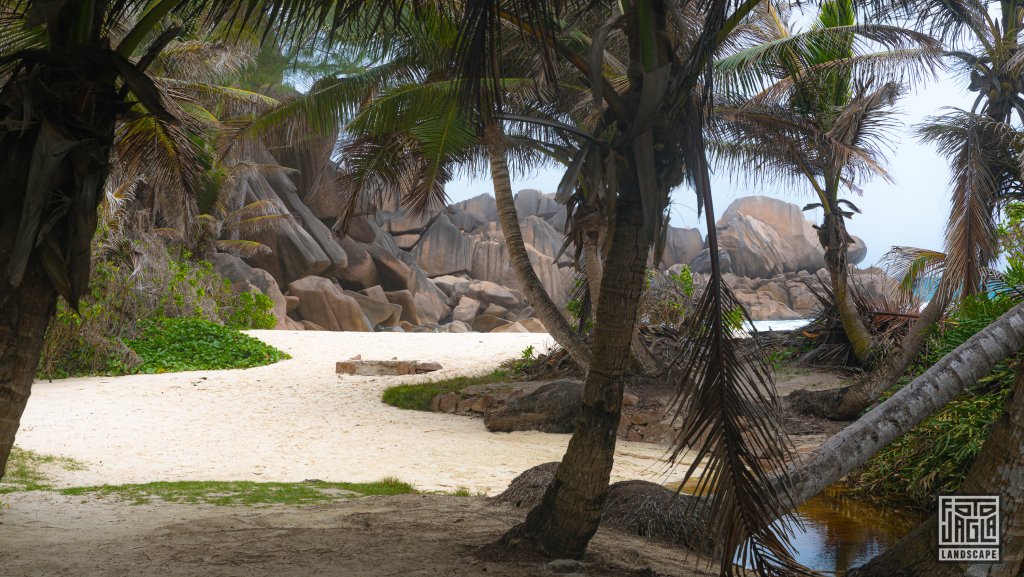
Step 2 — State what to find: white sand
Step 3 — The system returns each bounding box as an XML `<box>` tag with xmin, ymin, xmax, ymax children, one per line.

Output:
<box><xmin>15</xmin><ymin>331</ymin><xmax>686</xmax><ymax>494</ymax></box>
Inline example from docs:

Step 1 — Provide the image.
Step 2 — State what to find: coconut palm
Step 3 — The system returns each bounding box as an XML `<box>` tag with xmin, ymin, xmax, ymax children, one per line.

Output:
<box><xmin>0</xmin><ymin>0</ymin><xmax>409</xmax><ymax>486</ymax></box>
<box><xmin>712</xmin><ymin>0</ymin><xmax>940</xmax><ymax>366</ymax></box>
<box><xmin>447</xmin><ymin>3</ymin><xmax>820</xmax><ymax>573</ymax></box>
<box><xmin>790</xmin><ymin>0</ymin><xmax>1024</xmax><ymax>420</ymax></box>
<box><xmin>240</xmin><ymin>6</ymin><xmax>595</xmax><ymax>368</ymax></box>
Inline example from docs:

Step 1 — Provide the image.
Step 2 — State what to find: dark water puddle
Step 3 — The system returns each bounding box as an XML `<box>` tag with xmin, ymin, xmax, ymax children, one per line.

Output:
<box><xmin>666</xmin><ymin>479</ymin><xmax>925</xmax><ymax>575</ymax></box>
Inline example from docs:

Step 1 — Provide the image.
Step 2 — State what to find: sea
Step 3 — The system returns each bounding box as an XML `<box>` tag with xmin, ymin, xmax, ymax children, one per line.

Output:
<box><xmin>748</xmin><ymin>319</ymin><xmax>811</xmax><ymax>333</ymax></box>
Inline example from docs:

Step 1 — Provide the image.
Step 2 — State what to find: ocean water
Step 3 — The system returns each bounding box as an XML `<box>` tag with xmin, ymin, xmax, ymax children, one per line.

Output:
<box><xmin>748</xmin><ymin>318</ymin><xmax>812</xmax><ymax>333</ymax></box>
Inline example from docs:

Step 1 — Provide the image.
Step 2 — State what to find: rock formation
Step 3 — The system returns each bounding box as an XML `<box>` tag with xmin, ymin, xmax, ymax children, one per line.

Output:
<box><xmin>212</xmin><ymin>135</ymin><xmax>881</xmax><ymax>329</ymax></box>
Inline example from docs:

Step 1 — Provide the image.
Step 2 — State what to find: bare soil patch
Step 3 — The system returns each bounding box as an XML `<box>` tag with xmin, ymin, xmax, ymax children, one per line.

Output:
<box><xmin>0</xmin><ymin>491</ymin><xmax>715</xmax><ymax>577</ymax></box>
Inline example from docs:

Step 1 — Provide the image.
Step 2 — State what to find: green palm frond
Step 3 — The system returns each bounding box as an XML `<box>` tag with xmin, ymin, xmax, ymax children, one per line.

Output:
<box><xmin>917</xmin><ymin>109</ymin><xmax>1024</xmax><ymax>298</ymax></box>
<box><xmin>214</xmin><ymin>238</ymin><xmax>272</xmax><ymax>258</ymax></box>
<box><xmin>881</xmin><ymin>246</ymin><xmax>948</xmax><ymax>296</ymax></box>
<box><xmin>716</xmin><ymin>23</ymin><xmax>940</xmax><ymax>98</ymax></box>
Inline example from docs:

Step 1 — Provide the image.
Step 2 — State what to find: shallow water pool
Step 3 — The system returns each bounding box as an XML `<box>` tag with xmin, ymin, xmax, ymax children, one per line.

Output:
<box><xmin>667</xmin><ymin>479</ymin><xmax>924</xmax><ymax>575</ymax></box>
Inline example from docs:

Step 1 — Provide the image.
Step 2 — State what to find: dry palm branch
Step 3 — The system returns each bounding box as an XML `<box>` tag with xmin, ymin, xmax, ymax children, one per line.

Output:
<box><xmin>796</xmin><ymin>267</ymin><xmax>922</xmax><ymax>368</ymax></box>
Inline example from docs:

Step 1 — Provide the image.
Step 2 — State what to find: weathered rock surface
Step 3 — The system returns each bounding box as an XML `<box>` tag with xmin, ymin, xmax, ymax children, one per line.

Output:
<box><xmin>484</xmin><ymin>381</ymin><xmax>583</xmax><ymax>434</ymax></box>
<box><xmin>223</xmin><ymin>157</ymin><xmax>875</xmax><ymax>327</ymax></box>
<box><xmin>714</xmin><ymin>195</ymin><xmax>867</xmax><ymax>276</ymax></box>
<box><xmin>287</xmin><ymin>276</ymin><xmax>372</xmax><ymax>332</ymax></box>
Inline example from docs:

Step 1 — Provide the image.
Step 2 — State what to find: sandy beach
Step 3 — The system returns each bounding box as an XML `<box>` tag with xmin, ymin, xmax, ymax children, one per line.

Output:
<box><xmin>14</xmin><ymin>331</ymin><xmax>685</xmax><ymax>494</ymax></box>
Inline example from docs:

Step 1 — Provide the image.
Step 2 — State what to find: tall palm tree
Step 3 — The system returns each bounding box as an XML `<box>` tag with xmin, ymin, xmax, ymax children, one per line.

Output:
<box><xmin>712</xmin><ymin>0</ymin><xmax>940</xmax><ymax>365</ymax></box>
<box><xmin>0</xmin><ymin>0</ymin><xmax>410</xmax><ymax>485</ymax></box>
<box><xmin>455</xmin><ymin>3</ymin><xmax>814</xmax><ymax>574</ymax></box>
<box><xmin>241</xmin><ymin>6</ymin><xmax>594</xmax><ymax>367</ymax></box>
<box><xmin>791</xmin><ymin>0</ymin><xmax>1024</xmax><ymax>420</ymax></box>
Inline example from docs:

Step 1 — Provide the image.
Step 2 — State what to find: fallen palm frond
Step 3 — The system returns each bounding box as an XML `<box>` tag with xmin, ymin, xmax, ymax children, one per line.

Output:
<box><xmin>797</xmin><ymin>269</ymin><xmax>921</xmax><ymax>367</ymax></box>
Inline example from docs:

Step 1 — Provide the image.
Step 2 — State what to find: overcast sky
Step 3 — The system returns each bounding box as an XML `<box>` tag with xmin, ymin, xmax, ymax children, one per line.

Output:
<box><xmin>444</xmin><ymin>70</ymin><xmax>976</xmax><ymax>268</ymax></box>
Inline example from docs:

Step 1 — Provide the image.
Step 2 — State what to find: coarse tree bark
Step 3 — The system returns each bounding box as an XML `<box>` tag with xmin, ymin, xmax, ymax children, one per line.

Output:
<box><xmin>0</xmin><ymin>45</ymin><xmax>121</xmax><ymax>479</ymax></box>
<box><xmin>486</xmin><ymin>126</ymin><xmax>591</xmax><ymax>371</ymax></box>
<box><xmin>0</xmin><ymin>258</ymin><xmax>58</xmax><ymax>478</ymax></box>
<box><xmin>845</xmin><ymin>365</ymin><xmax>1024</xmax><ymax>577</ymax></box>
<box><xmin>782</xmin><ymin>299</ymin><xmax>1024</xmax><ymax>504</ymax></box>
<box><xmin>789</xmin><ymin>293</ymin><xmax>949</xmax><ymax>420</ymax></box>
<box><xmin>495</xmin><ymin>170</ymin><xmax>649</xmax><ymax>558</ymax></box>
<box><xmin>820</xmin><ymin>209</ymin><xmax>876</xmax><ymax>366</ymax></box>
<box><xmin>575</xmin><ymin>207</ymin><xmax>604</xmax><ymax>310</ymax></box>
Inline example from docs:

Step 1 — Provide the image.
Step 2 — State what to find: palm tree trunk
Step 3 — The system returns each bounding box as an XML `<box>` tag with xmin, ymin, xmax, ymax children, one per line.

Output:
<box><xmin>822</xmin><ymin>212</ymin><xmax>875</xmax><ymax>365</ymax></box>
<box><xmin>782</xmin><ymin>299</ymin><xmax>1024</xmax><ymax>503</ymax></box>
<box><xmin>485</xmin><ymin>126</ymin><xmax>591</xmax><ymax>371</ymax></box>
<box><xmin>846</xmin><ymin>365</ymin><xmax>1024</xmax><ymax>577</ymax></box>
<box><xmin>582</xmin><ymin>224</ymin><xmax>603</xmax><ymax>310</ymax></box>
<box><xmin>0</xmin><ymin>255</ymin><xmax>58</xmax><ymax>479</ymax></box>
<box><xmin>789</xmin><ymin>294</ymin><xmax>948</xmax><ymax>420</ymax></box>
<box><xmin>495</xmin><ymin>174</ymin><xmax>648</xmax><ymax>559</ymax></box>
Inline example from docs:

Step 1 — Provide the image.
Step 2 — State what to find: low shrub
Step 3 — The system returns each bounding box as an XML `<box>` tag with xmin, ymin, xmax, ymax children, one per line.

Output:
<box><xmin>38</xmin><ymin>234</ymin><xmax>278</xmax><ymax>379</ymax></box>
<box><xmin>128</xmin><ymin>318</ymin><xmax>289</xmax><ymax>373</ymax></box>
<box><xmin>382</xmin><ymin>370</ymin><xmax>513</xmax><ymax>411</ymax></box>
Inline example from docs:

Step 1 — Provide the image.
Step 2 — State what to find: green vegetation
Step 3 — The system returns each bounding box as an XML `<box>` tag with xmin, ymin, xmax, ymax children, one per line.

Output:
<box><xmin>0</xmin><ymin>447</ymin><xmax>86</xmax><ymax>494</ymax></box>
<box><xmin>128</xmin><ymin>318</ymin><xmax>288</xmax><ymax>374</ymax></box>
<box><xmin>847</xmin><ymin>294</ymin><xmax>1019</xmax><ymax>509</ymax></box>
<box><xmin>38</xmin><ymin>242</ymin><xmax>280</xmax><ymax>379</ymax></box>
<box><xmin>0</xmin><ymin>445</ymin><xmax>418</xmax><ymax>507</ymax></box>
<box><xmin>60</xmin><ymin>478</ymin><xmax>415</xmax><ymax>506</ymax></box>
<box><xmin>381</xmin><ymin>369</ymin><xmax>514</xmax><ymax>411</ymax></box>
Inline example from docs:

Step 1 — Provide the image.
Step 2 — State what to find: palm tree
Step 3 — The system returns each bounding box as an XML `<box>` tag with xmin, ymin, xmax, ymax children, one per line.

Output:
<box><xmin>454</xmin><ymin>3</ymin><xmax>815</xmax><ymax>573</ymax></box>
<box><xmin>713</xmin><ymin>0</ymin><xmax>940</xmax><ymax>366</ymax></box>
<box><xmin>240</xmin><ymin>7</ymin><xmax>594</xmax><ymax>367</ymax></box>
<box><xmin>0</xmin><ymin>0</ymin><xmax>404</xmax><ymax>484</ymax></box>
<box><xmin>791</xmin><ymin>0</ymin><xmax>1024</xmax><ymax>419</ymax></box>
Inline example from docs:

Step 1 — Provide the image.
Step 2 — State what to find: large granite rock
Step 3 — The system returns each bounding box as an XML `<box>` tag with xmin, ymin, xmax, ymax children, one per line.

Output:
<box><xmin>287</xmin><ymin>276</ymin><xmax>372</xmax><ymax>331</ymax></box>
<box><xmin>714</xmin><ymin>196</ymin><xmax>867</xmax><ymax>274</ymax></box>
<box><xmin>385</xmin><ymin>289</ymin><xmax>420</xmax><ymax>325</ymax></box>
<box><xmin>452</xmin><ymin>193</ymin><xmax>497</xmax><ymax>224</ymax></box>
<box><xmin>659</xmin><ymin>226</ymin><xmax>704</xmax><ymax>269</ymax></box>
<box><xmin>484</xmin><ymin>381</ymin><xmax>583</xmax><ymax>433</ymax></box>
<box><xmin>412</xmin><ymin>214</ymin><xmax>474</xmax><ymax>277</ymax></box>
<box><xmin>513</xmin><ymin>189</ymin><xmax>561</xmax><ymax>219</ymax></box>
<box><xmin>346</xmin><ymin>286</ymin><xmax>402</xmax><ymax>328</ymax></box>
<box><xmin>716</xmin><ymin>214</ymin><xmax>796</xmax><ymax>278</ymax></box>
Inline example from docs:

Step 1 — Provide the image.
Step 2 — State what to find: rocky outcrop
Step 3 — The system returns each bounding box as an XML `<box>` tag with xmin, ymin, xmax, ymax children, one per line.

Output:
<box><xmin>713</xmin><ymin>196</ymin><xmax>866</xmax><ymax>277</ymax></box>
<box><xmin>484</xmin><ymin>380</ymin><xmax>583</xmax><ymax>434</ymax></box>
<box><xmin>218</xmin><ymin>135</ymin><xmax>875</xmax><ymax>327</ymax></box>
<box><xmin>287</xmin><ymin>276</ymin><xmax>373</xmax><ymax>332</ymax></box>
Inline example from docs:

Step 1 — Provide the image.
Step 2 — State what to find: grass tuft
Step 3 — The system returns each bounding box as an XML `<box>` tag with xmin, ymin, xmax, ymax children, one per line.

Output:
<box><xmin>0</xmin><ymin>447</ymin><xmax>87</xmax><ymax>494</ymax></box>
<box><xmin>381</xmin><ymin>369</ymin><xmax>514</xmax><ymax>411</ymax></box>
<box><xmin>59</xmin><ymin>477</ymin><xmax>416</xmax><ymax>506</ymax></box>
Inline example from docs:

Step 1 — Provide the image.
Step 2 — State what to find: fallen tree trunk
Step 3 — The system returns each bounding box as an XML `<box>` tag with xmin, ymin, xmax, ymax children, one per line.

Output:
<box><xmin>845</xmin><ymin>366</ymin><xmax>1024</xmax><ymax>577</ymax></box>
<box><xmin>789</xmin><ymin>294</ymin><xmax>949</xmax><ymax>420</ymax></box>
<box><xmin>783</xmin><ymin>299</ymin><xmax>1024</xmax><ymax>504</ymax></box>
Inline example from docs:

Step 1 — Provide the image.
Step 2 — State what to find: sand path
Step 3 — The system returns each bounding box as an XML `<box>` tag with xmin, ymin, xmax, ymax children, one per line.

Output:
<box><xmin>15</xmin><ymin>331</ymin><xmax>685</xmax><ymax>494</ymax></box>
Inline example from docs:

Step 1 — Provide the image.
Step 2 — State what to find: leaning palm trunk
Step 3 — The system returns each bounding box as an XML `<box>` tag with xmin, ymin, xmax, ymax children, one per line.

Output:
<box><xmin>845</xmin><ymin>365</ymin><xmax>1024</xmax><ymax>577</ymax></box>
<box><xmin>790</xmin><ymin>293</ymin><xmax>949</xmax><ymax>420</ymax></box>
<box><xmin>0</xmin><ymin>258</ymin><xmax>58</xmax><ymax>478</ymax></box>
<box><xmin>486</xmin><ymin>127</ymin><xmax>591</xmax><ymax>370</ymax></box>
<box><xmin>821</xmin><ymin>212</ymin><xmax>875</xmax><ymax>365</ymax></box>
<box><xmin>783</xmin><ymin>300</ymin><xmax>1024</xmax><ymax>503</ymax></box>
<box><xmin>0</xmin><ymin>54</ymin><xmax>120</xmax><ymax>479</ymax></box>
<box><xmin>496</xmin><ymin>174</ymin><xmax>648</xmax><ymax>558</ymax></box>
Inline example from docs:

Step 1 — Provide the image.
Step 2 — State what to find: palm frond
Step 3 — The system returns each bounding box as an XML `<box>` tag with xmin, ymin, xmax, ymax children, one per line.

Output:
<box><xmin>917</xmin><ymin>109</ymin><xmax>1023</xmax><ymax>298</ymax></box>
<box><xmin>214</xmin><ymin>238</ymin><xmax>272</xmax><ymax>258</ymax></box>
